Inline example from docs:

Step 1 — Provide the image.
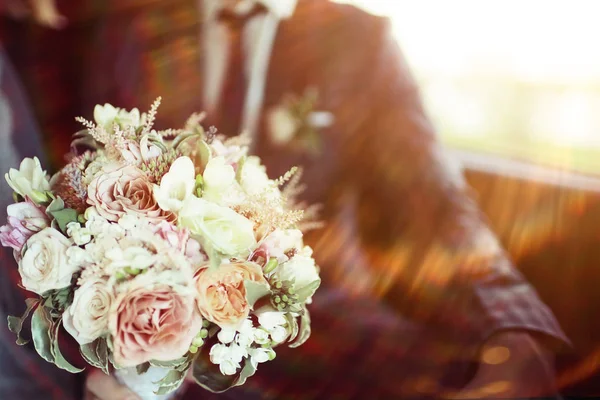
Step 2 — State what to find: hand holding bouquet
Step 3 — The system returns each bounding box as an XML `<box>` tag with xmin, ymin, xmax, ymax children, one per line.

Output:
<box><xmin>1</xmin><ymin>99</ymin><xmax>321</xmax><ymax>399</ymax></box>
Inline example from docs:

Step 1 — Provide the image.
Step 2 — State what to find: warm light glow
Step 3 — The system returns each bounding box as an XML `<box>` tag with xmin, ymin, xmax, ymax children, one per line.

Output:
<box><xmin>334</xmin><ymin>0</ymin><xmax>600</xmax><ymax>173</ymax></box>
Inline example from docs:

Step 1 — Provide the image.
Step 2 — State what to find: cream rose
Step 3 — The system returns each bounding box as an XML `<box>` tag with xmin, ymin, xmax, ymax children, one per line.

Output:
<box><xmin>63</xmin><ymin>278</ymin><xmax>113</xmax><ymax>344</ymax></box>
<box><xmin>109</xmin><ymin>281</ymin><xmax>202</xmax><ymax>367</ymax></box>
<box><xmin>178</xmin><ymin>197</ymin><xmax>256</xmax><ymax>256</ymax></box>
<box><xmin>195</xmin><ymin>262</ymin><xmax>267</xmax><ymax>329</ymax></box>
<box><xmin>87</xmin><ymin>164</ymin><xmax>175</xmax><ymax>223</ymax></box>
<box><xmin>18</xmin><ymin>227</ymin><xmax>80</xmax><ymax>294</ymax></box>
<box><xmin>5</xmin><ymin>157</ymin><xmax>51</xmax><ymax>203</ymax></box>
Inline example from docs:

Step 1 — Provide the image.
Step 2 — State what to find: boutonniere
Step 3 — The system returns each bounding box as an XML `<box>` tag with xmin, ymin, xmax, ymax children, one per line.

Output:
<box><xmin>267</xmin><ymin>88</ymin><xmax>334</xmax><ymax>156</ymax></box>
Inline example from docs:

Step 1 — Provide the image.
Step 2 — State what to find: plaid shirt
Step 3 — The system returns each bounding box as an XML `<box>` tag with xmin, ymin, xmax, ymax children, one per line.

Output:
<box><xmin>0</xmin><ymin>0</ymin><xmax>568</xmax><ymax>398</ymax></box>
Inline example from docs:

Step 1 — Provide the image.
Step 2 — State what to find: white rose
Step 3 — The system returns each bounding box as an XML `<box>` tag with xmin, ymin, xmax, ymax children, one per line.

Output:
<box><xmin>19</xmin><ymin>228</ymin><xmax>80</xmax><ymax>294</ymax></box>
<box><xmin>276</xmin><ymin>247</ymin><xmax>320</xmax><ymax>300</ymax></box>
<box><xmin>178</xmin><ymin>197</ymin><xmax>256</xmax><ymax>256</ymax></box>
<box><xmin>153</xmin><ymin>157</ymin><xmax>196</xmax><ymax>213</ymax></box>
<box><xmin>63</xmin><ymin>278</ymin><xmax>113</xmax><ymax>344</ymax></box>
<box><xmin>5</xmin><ymin>157</ymin><xmax>50</xmax><ymax>203</ymax></box>
<box><xmin>262</xmin><ymin>229</ymin><xmax>303</xmax><ymax>262</ymax></box>
<box><xmin>202</xmin><ymin>156</ymin><xmax>242</xmax><ymax>206</ymax></box>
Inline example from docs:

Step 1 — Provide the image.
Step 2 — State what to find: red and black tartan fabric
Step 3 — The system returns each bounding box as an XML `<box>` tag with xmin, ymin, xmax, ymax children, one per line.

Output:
<box><xmin>0</xmin><ymin>0</ymin><xmax>569</xmax><ymax>399</ymax></box>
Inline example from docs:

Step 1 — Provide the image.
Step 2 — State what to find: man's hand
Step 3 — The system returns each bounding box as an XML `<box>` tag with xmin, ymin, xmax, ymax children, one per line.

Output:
<box><xmin>84</xmin><ymin>369</ymin><xmax>140</xmax><ymax>400</ymax></box>
<box><xmin>447</xmin><ymin>331</ymin><xmax>558</xmax><ymax>399</ymax></box>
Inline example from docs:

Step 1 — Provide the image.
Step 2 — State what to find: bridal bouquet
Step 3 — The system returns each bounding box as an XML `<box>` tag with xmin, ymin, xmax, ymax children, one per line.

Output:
<box><xmin>1</xmin><ymin>99</ymin><xmax>320</xmax><ymax>399</ymax></box>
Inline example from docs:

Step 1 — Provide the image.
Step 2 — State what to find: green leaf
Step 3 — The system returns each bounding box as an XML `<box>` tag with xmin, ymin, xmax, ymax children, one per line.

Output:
<box><xmin>8</xmin><ymin>298</ymin><xmax>39</xmax><ymax>345</ymax></box>
<box><xmin>136</xmin><ymin>362</ymin><xmax>150</xmax><ymax>375</ymax></box>
<box><xmin>149</xmin><ymin>357</ymin><xmax>189</xmax><ymax>369</ymax></box>
<box><xmin>48</xmin><ymin>208</ymin><xmax>79</xmax><ymax>234</ymax></box>
<box><xmin>294</xmin><ymin>279</ymin><xmax>321</xmax><ymax>304</ymax></box>
<box><xmin>234</xmin><ymin>359</ymin><xmax>257</xmax><ymax>388</ymax></box>
<box><xmin>46</xmin><ymin>196</ymin><xmax>65</xmax><ymax>214</ymax></box>
<box><xmin>51</xmin><ymin>320</ymin><xmax>84</xmax><ymax>373</ymax></box>
<box><xmin>80</xmin><ymin>340</ymin><xmax>103</xmax><ymax>369</ymax></box>
<box><xmin>153</xmin><ymin>369</ymin><xmax>186</xmax><ymax>395</ymax></box>
<box><xmin>96</xmin><ymin>338</ymin><xmax>110</xmax><ymax>374</ymax></box>
<box><xmin>31</xmin><ymin>306</ymin><xmax>55</xmax><ymax>363</ymax></box>
<box><xmin>289</xmin><ymin>307</ymin><xmax>311</xmax><ymax>349</ymax></box>
<box><xmin>244</xmin><ymin>279</ymin><xmax>271</xmax><ymax>309</ymax></box>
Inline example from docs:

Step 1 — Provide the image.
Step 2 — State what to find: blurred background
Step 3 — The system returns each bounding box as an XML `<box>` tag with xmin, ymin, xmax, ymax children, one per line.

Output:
<box><xmin>335</xmin><ymin>0</ymin><xmax>600</xmax><ymax>395</ymax></box>
<box><xmin>340</xmin><ymin>0</ymin><xmax>600</xmax><ymax>174</ymax></box>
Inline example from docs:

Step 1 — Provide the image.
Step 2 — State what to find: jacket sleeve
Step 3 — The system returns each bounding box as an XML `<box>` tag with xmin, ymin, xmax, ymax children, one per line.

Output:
<box><xmin>0</xmin><ymin>49</ymin><xmax>81</xmax><ymax>400</ymax></box>
<box><xmin>334</xmin><ymin>16</ymin><xmax>568</xmax><ymax>348</ymax></box>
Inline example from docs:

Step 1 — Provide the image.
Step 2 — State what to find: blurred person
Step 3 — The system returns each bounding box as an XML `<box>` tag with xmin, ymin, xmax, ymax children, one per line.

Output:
<box><xmin>0</xmin><ymin>0</ymin><xmax>570</xmax><ymax>399</ymax></box>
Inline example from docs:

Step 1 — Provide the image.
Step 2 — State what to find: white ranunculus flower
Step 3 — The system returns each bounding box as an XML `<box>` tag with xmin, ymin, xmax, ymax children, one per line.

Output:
<box><xmin>153</xmin><ymin>157</ymin><xmax>196</xmax><ymax>213</ymax></box>
<box><xmin>276</xmin><ymin>247</ymin><xmax>320</xmax><ymax>300</ymax></box>
<box><xmin>18</xmin><ymin>228</ymin><xmax>80</xmax><ymax>294</ymax></box>
<box><xmin>63</xmin><ymin>278</ymin><xmax>113</xmax><ymax>344</ymax></box>
<box><xmin>201</xmin><ymin>156</ymin><xmax>242</xmax><ymax>206</ymax></box>
<box><xmin>5</xmin><ymin>157</ymin><xmax>50</xmax><ymax>203</ymax></box>
<box><xmin>178</xmin><ymin>197</ymin><xmax>256</xmax><ymax>256</ymax></box>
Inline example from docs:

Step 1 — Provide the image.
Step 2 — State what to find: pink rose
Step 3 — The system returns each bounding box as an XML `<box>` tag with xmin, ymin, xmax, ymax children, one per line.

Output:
<box><xmin>110</xmin><ymin>284</ymin><xmax>202</xmax><ymax>367</ymax></box>
<box><xmin>0</xmin><ymin>200</ymin><xmax>48</xmax><ymax>255</ymax></box>
<box><xmin>87</xmin><ymin>165</ymin><xmax>175</xmax><ymax>223</ymax></box>
<box><xmin>195</xmin><ymin>262</ymin><xmax>268</xmax><ymax>329</ymax></box>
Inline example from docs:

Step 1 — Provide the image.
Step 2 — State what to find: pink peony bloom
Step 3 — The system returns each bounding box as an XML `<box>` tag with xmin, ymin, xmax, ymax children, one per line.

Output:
<box><xmin>87</xmin><ymin>165</ymin><xmax>175</xmax><ymax>224</ymax></box>
<box><xmin>0</xmin><ymin>200</ymin><xmax>49</xmax><ymax>255</ymax></box>
<box><xmin>109</xmin><ymin>284</ymin><xmax>202</xmax><ymax>367</ymax></box>
<box><xmin>195</xmin><ymin>262</ymin><xmax>268</xmax><ymax>329</ymax></box>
